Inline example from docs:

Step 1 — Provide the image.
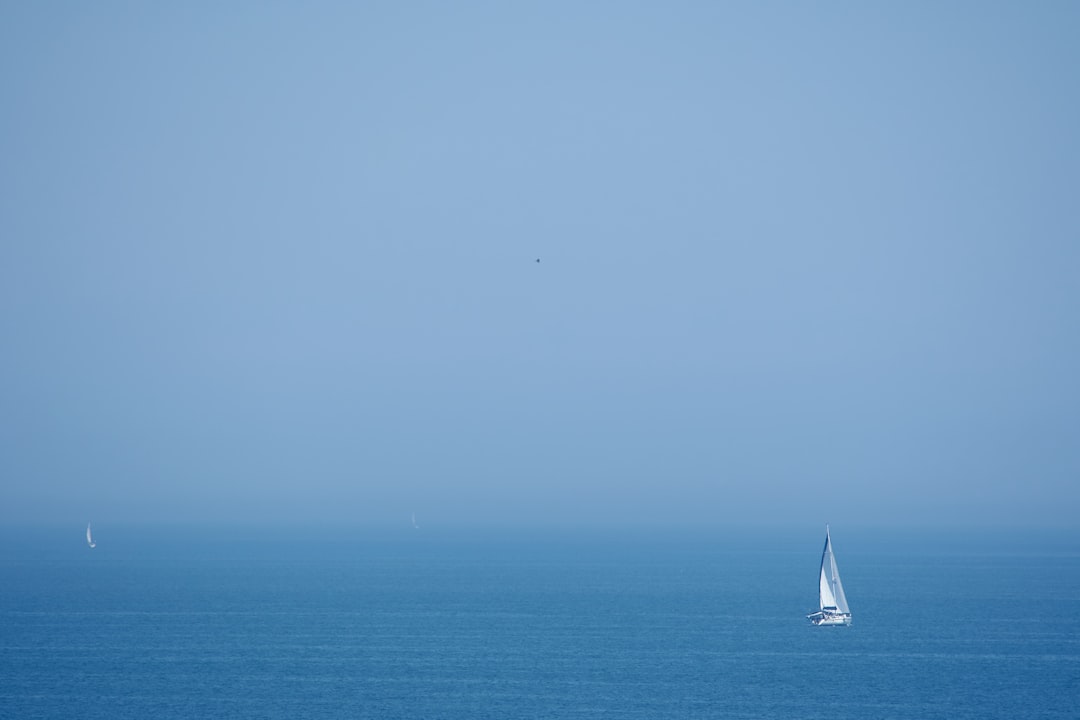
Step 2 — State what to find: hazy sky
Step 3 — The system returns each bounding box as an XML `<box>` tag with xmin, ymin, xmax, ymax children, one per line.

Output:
<box><xmin>2</xmin><ymin>2</ymin><xmax>1077</xmax><ymax>528</ymax></box>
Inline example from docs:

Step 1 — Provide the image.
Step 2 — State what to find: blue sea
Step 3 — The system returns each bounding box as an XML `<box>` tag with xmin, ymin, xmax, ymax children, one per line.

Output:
<box><xmin>2</xmin><ymin>526</ymin><xmax>1078</xmax><ymax>719</ymax></box>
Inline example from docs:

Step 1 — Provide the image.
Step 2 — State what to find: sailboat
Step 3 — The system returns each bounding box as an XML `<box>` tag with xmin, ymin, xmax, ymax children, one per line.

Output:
<box><xmin>86</xmin><ymin>522</ymin><xmax>96</xmax><ymax>549</ymax></box>
<box><xmin>411</xmin><ymin>512</ymin><xmax>419</xmax><ymax>529</ymax></box>
<box><xmin>807</xmin><ymin>524</ymin><xmax>850</xmax><ymax>626</ymax></box>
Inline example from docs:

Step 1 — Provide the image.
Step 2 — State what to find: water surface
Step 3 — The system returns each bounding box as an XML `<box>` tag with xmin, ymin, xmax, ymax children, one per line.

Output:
<box><xmin>2</xmin><ymin>526</ymin><xmax>1077</xmax><ymax>718</ymax></box>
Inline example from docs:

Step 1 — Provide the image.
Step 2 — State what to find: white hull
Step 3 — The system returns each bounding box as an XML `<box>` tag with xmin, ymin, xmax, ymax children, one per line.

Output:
<box><xmin>808</xmin><ymin>611</ymin><xmax>851</xmax><ymax>626</ymax></box>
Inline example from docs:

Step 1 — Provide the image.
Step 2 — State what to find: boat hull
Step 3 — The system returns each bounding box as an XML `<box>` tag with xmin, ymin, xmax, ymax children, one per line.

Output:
<box><xmin>807</xmin><ymin>611</ymin><xmax>851</xmax><ymax>626</ymax></box>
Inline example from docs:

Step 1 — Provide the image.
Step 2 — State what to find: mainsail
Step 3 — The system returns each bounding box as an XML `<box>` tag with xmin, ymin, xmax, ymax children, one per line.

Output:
<box><xmin>86</xmin><ymin>522</ymin><xmax>96</xmax><ymax>549</ymax></box>
<box><xmin>818</xmin><ymin>526</ymin><xmax>848</xmax><ymax>613</ymax></box>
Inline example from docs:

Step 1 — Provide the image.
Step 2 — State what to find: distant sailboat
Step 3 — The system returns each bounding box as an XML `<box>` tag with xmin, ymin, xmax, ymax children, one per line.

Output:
<box><xmin>807</xmin><ymin>524</ymin><xmax>850</xmax><ymax>626</ymax></box>
<box><xmin>86</xmin><ymin>522</ymin><xmax>96</xmax><ymax>549</ymax></box>
<box><xmin>412</xmin><ymin>512</ymin><xmax>419</xmax><ymax>529</ymax></box>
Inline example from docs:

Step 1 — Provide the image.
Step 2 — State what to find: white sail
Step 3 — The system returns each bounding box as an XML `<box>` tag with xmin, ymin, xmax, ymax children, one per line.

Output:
<box><xmin>819</xmin><ymin>527</ymin><xmax>849</xmax><ymax>613</ymax></box>
<box><xmin>86</xmin><ymin>522</ymin><xmax>96</xmax><ymax>549</ymax></box>
<box><xmin>412</xmin><ymin>512</ymin><xmax>419</xmax><ymax>529</ymax></box>
<box><xmin>809</xmin><ymin>524</ymin><xmax>850</xmax><ymax>625</ymax></box>
<box><xmin>819</xmin><ymin>559</ymin><xmax>837</xmax><ymax>609</ymax></box>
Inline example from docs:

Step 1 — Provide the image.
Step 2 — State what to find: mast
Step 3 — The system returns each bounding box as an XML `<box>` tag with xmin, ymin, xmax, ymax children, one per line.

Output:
<box><xmin>818</xmin><ymin>524</ymin><xmax>835</xmax><ymax>610</ymax></box>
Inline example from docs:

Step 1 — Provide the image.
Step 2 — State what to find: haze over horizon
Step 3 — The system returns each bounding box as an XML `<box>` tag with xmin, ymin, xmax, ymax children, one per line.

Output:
<box><xmin>2</xmin><ymin>3</ymin><xmax>1078</xmax><ymax>531</ymax></box>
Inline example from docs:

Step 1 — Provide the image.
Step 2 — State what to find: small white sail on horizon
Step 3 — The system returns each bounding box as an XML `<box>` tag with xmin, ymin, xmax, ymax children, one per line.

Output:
<box><xmin>86</xmin><ymin>522</ymin><xmax>96</xmax><ymax>549</ymax></box>
<box><xmin>412</xmin><ymin>512</ymin><xmax>419</xmax><ymax>529</ymax></box>
<box><xmin>808</xmin><ymin>524</ymin><xmax>850</xmax><ymax>626</ymax></box>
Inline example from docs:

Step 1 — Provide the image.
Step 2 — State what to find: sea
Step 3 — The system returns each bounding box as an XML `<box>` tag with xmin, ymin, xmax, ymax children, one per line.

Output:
<box><xmin>1</xmin><ymin>525</ymin><xmax>1078</xmax><ymax>719</ymax></box>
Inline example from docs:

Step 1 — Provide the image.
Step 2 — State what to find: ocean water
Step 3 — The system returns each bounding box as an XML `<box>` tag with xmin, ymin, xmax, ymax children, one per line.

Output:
<box><xmin>1</xmin><ymin>526</ymin><xmax>1078</xmax><ymax>719</ymax></box>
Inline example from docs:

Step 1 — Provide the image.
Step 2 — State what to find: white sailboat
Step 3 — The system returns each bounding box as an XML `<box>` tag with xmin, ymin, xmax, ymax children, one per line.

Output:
<box><xmin>411</xmin><ymin>512</ymin><xmax>419</xmax><ymax>529</ymax></box>
<box><xmin>86</xmin><ymin>522</ymin><xmax>96</xmax><ymax>549</ymax></box>
<box><xmin>807</xmin><ymin>524</ymin><xmax>850</xmax><ymax>626</ymax></box>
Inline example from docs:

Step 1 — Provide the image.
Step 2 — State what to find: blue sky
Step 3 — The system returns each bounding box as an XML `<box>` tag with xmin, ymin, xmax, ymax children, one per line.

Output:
<box><xmin>2</xmin><ymin>2</ymin><xmax>1078</xmax><ymax>528</ymax></box>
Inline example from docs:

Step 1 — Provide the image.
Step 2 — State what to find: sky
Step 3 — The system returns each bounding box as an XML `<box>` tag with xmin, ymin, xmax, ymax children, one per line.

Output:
<box><xmin>1</xmin><ymin>1</ymin><xmax>1078</xmax><ymax>529</ymax></box>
